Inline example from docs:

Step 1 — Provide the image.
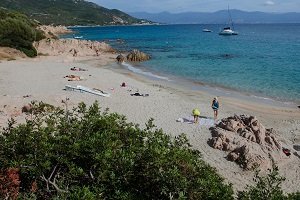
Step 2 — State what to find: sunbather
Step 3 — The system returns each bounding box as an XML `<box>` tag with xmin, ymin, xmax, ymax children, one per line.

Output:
<box><xmin>130</xmin><ymin>92</ymin><xmax>149</xmax><ymax>97</ymax></box>
<box><xmin>70</xmin><ymin>67</ymin><xmax>87</xmax><ymax>71</ymax></box>
<box><xmin>64</xmin><ymin>75</ymin><xmax>84</xmax><ymax>81</ymax></box>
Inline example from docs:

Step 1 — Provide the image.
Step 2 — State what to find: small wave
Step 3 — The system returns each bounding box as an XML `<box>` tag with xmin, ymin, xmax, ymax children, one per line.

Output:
<box><xmin>121</xmin><ymin>62</ymin><xmax>170</xmax><ymax>81</ymax></box>
<box><xmin>250</xmin><ymin>95</ymin><xmax>275</xmax><ymax>101</ymax></box>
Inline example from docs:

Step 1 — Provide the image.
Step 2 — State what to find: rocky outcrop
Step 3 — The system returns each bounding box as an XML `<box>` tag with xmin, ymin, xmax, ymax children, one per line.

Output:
<box><xmin>21</xmin><ymin>104</ymin><xmax>32</xmax><ymax>113</ymax></box>
<box><xmin>38</xmin><ymin>25</ymin><xmax>72</xmax><ymax>38</ymax></box>
<box><xmin>34</xmin><ymin>38</ymin><xmax>115</xmax><ymax>57</ymax></box>
<box><xmin>116</xmin><ymin>54</ymin><xmax>125</xmax><ymax>63</ymax></box>
<box><xmin>38</xmin><ymin>25</ymin><xmax>72</xmax><ymax>36</ymax></box>
<box><xmin>126</xmin><ymin>49</ymin><xmax>150</xmax><ymax>62</ymax></box>
<box><xmin>209</xmin><ymin>115</ymin><xmax>282</xmax><ymax>170</ymax></box>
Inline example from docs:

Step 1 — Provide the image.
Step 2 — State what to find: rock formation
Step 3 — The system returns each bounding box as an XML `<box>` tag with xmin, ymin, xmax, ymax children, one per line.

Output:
<box><xmin>116</xmin><ymin>54</ymin><xmax>125</xmax><ymax>63</ymax></box>
<box><xmin>34</xmin><ymin>39</ymin><xmax>115</xmax><ymax>57</ymax></box>
<box><xmin>21</xmin><ymin>104</ymin><xmax>32</xmax><ymax>113</ymax></box>
<box><xmin>209</xmin><ymin>115</ymin><xmax>283</xmax><ymax>170</ymax></box>
<box><xmin>126</xmin><ymin>49</ymin><xmax>150</xmax><ymax>62</ymax></box>
<box><xmin>38</xmin><ymin>25</ymin><xmax>72</xmax><ymax>38</ymax></box>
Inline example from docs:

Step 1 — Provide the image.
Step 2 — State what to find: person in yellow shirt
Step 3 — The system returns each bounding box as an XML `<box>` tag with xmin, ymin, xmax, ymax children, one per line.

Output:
<box><xmin>192</xmin><ymin>108</ymin><xmax>200</xmax><ymax>123</ymax></box>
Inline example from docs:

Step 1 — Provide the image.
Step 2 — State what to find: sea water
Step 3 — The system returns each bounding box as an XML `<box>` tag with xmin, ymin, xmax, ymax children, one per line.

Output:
<box><xmin>63</xmin><ymin>24</ymin><xmax>300</xmax><ymax>104</ymax></box>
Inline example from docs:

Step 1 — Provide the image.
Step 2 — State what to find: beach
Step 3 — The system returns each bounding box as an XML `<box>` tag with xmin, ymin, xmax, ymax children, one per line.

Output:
<box><xmin>0</xmin><ymin>47</ymin><xmax>299</xmax><ymax>193</ymax></box>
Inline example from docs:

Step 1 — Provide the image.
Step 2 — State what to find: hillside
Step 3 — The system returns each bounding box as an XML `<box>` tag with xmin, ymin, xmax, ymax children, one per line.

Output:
<box><xmin>130</xmin><ymin>10</ymin><xmax>300</xmax><ymax>24</ymax></box>
<box><xmin>0</xmin><ymin>0</ymin><xmax>148</xmax><ymax>26</ymax></box>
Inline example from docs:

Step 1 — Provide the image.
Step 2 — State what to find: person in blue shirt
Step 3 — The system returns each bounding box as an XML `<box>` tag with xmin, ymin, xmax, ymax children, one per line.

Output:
<box><xmin>211</xmin><ymin>97</ymin><xmax>219</xmax><ymax>120</ymax></box>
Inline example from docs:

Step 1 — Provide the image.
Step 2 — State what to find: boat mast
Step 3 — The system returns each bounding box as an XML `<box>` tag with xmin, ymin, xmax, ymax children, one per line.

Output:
<box><xmin>228</xmin><ymin>5</ymin><xmax>235</xmax><ymax>30</ymax></box>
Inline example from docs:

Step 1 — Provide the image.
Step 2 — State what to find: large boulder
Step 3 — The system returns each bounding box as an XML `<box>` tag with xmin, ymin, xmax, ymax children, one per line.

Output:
<box><xmin>209</xmin><ymin>115</ymin><xmax>282</xmax><ymax>170</ymax></box>
<box><xmin>116</xmin><ymin>54</ymin><xmax>125</xmax><ymax>63</ymax></box>
<box><xmin>126</xmin><ymin>49</ymin><xmax>150</xmax><ymax>62</ymax></box>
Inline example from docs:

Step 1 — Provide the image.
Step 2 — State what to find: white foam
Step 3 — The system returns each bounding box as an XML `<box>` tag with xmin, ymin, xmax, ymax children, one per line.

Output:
<box><xmin>121</xmin><ymin>62</ymin><xmax>170</xmax><ymax>81</ymax></box>
<box><xmin>250</xmin><ymin>95</ymin><xmax>274</xmax><ymax>101</ymax></box>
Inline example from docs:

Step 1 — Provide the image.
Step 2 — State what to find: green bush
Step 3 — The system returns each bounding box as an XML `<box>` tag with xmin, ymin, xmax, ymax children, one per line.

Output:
<box><xmin>0</xmin><ymin>101</ymin><xmax>233</xmax><ymax>199</ymax></box>
<box><xmin>35</xmin><ymin>29</ymin><xmax>46</xmax><ymax>41</ymax></box>
<box><xmin>18</xmin><ymin>45</ymin><xmax>37</xmax><ymax>57</ymax></box>
<box><xmin>0</xmin><ymin>9</ymin><xmax>44</xmax><ymax>57</ymax></box>
<box><xmin>237</xmin><ymin>164</ymin><xmax>300</xmax><ymax>200</ymax></box>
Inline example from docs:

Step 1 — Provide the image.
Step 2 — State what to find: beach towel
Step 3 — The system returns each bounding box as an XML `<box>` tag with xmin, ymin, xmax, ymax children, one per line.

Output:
<box><xmin>176</xmin><ymin>116</ymin><xmax>216</xmax><ymax>127</ymax></box>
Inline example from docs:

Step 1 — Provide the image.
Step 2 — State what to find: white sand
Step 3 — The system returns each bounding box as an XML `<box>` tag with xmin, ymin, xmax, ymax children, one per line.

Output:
<box><xmin>0</xmin><ymin>54</ymin><xmax>299</xmax><ymax>193</ymax></box>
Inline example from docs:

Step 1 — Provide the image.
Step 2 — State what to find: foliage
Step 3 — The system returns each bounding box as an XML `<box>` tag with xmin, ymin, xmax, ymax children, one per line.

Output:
<box><xmin>237</xmin><ymin>163</ymin><xmax>299</xmax><ymax>200</ymax></box>
<box><xmin>0</xmin><ymin>0</ymin><xmax>150</xmax><ymax>26</ymax></box>
<box><xmin>0</xmin><ymin>168</ymin><xmax>20</xmax><ymax>200</ymax></box>
<box><xmin>0</xmin><ymin>9</ymin><xmax>45</xmax><ymax>57</ymax></box>
<box><xmin>0</xmin><ymin>101</ymin><xmax>233</xmax><ymax>199</ymax></box>
<box><xmin>287</xmin><ymin>192</ymin><xmax>300</xmax><ymax>200</ymax></box>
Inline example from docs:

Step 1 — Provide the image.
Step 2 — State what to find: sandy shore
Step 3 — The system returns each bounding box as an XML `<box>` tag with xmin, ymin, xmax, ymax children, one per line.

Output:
<box><xmin>0</xmin><ymin>53</ymin><xmax>299</xmax><ymax>193</ymax></box>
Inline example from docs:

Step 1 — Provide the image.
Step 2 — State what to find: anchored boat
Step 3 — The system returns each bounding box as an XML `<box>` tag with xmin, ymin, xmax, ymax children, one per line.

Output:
<box><xmin>219</xmin><ymin>6</ymin><xmax>238</xmax><ymax>36</ymax></box>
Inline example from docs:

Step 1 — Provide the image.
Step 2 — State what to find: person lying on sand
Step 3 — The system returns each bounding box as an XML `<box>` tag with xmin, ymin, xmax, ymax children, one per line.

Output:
<box><xmin>130</xmin><ymin>92</ymin><xmax>149</xmax><ymax>97</ymax></box>
<box><xmin>70</xmin><ymin>67</ymin><xmax>87</xmax><ymax>71</ymax></box>
<box><xmin>64</xmin><ymin>75</ymin><xmax>85</xmax><ymax>81</ymax></box>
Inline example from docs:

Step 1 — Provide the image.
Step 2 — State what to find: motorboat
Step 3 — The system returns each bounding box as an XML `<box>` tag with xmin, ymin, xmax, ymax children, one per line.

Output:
<box><xmin>203</xmin><ymin>29</ymin><xmax>212</xmax><ymax>32</ymax></box>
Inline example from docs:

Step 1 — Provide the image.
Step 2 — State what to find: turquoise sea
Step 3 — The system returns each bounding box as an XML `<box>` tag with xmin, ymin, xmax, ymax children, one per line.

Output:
<box><xmin>63</xmin><ymin>24</ymin><xmax>300</xmax><ymax>104</ymax></box>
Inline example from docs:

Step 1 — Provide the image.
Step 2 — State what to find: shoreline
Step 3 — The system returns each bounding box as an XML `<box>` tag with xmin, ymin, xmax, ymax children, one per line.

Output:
<box><xmin>64</xmin><ymin>24</ymin><xmax>300</xmax><ymax>106</ymax></box>
<box><xmin>117</xmin><ymin>61</ymin><xmax>299</xmax><ymax>109</ymax></box>
<box><xmin>100</xmin><ymin>60</ymin><xmax>300</xmax><ymax>125</ymax></box>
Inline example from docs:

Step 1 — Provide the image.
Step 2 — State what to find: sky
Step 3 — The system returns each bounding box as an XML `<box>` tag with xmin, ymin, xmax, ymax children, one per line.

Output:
<box><xmin>89</xmin><ymin>0</ymin><xmax>300</xmax><ymax>13</ymax></box>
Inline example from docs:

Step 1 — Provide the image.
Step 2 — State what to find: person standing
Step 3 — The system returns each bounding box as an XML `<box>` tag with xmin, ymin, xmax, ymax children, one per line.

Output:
<box><xmin>211</xmin><ymin>97</ymin><xmax>219</xmax><ymax>120</ymax></box>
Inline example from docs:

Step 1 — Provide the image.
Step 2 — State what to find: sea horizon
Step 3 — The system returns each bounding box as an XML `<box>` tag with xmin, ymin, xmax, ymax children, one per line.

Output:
<box><xmin>63</xmin><ymin>23</ymin><xmax>300</xmax><ymax>106</ymax></box>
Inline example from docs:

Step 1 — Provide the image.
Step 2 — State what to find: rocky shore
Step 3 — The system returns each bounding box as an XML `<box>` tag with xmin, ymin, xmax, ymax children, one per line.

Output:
<box><xmin>34</xmin><ymin>38</ymin><xmax>115</xmax><ymax>57</ymax></box>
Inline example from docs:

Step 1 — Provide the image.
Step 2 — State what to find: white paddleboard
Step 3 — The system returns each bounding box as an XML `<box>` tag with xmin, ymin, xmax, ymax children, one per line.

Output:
<box><xmin>65</xmin><ymin>85</ymin><xmax>110</xmax><ymax>97</ymax></box>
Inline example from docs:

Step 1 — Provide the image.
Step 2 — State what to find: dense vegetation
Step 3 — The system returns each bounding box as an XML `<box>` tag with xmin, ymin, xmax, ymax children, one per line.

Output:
<box><xmin>0</xmin><ymin>0</ymin><xmax>149</xmax><ymax>26</ymax></box>
<box><xmin>0</xmin><ymin>9</ymin><xmax>45</xmax><ymax>57</ymax></box>
<box><xmin>0</xmin><ymin>101</ymin><xmax>234</xmax><ymax>199</ymax></box>
<box><xmin>0</xmin><ymin>101</ymin><xmax>299</xmax><ymax>199</ymax></box>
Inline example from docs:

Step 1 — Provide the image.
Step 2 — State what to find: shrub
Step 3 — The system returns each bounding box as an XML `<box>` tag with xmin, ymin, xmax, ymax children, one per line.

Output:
<box><xmin>0</xmin><ymin>9</ymin><xmax>44</xmax><ymax>57</ymax></box>
<box><xmin>18</xmin><ymin>46</ymin><xmax>37</xmax><ymax>57</ymax></box>
<box><xmin>0</xmin><ymin>101</ymin><xmax>234</xmax><ymax>199</ymax></box>
<box><xmin>238</xmin><ymin>163</ymin><xmax>299</xmax><ymax>200</ymax></box>
<box><xmin>35</xmin><ymin>29</ymin><xmax>46</xmax><ymax>41</ymax></box>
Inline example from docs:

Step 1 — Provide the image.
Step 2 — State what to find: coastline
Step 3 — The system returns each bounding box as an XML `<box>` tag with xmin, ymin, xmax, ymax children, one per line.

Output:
<box><xmin>0</xmin><ymin>27</ymin><xmax>299</xmax><ymax>193</ymax></box>
<box><xmin>66</xmin><ymin>24</ymin><xmax>300</xmax><ymax>105</ymax></box>
<box><xmin>117</xmin><ymin>61</ymin><xmax>299</xmax><ymax>108</ymax></box>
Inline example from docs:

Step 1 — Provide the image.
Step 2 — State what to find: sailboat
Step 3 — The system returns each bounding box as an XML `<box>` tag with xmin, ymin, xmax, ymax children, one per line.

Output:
<box><xmin>219</xmin><ymin>6</ymin><xmax>238</xmax><ymax>36</ymax></box>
